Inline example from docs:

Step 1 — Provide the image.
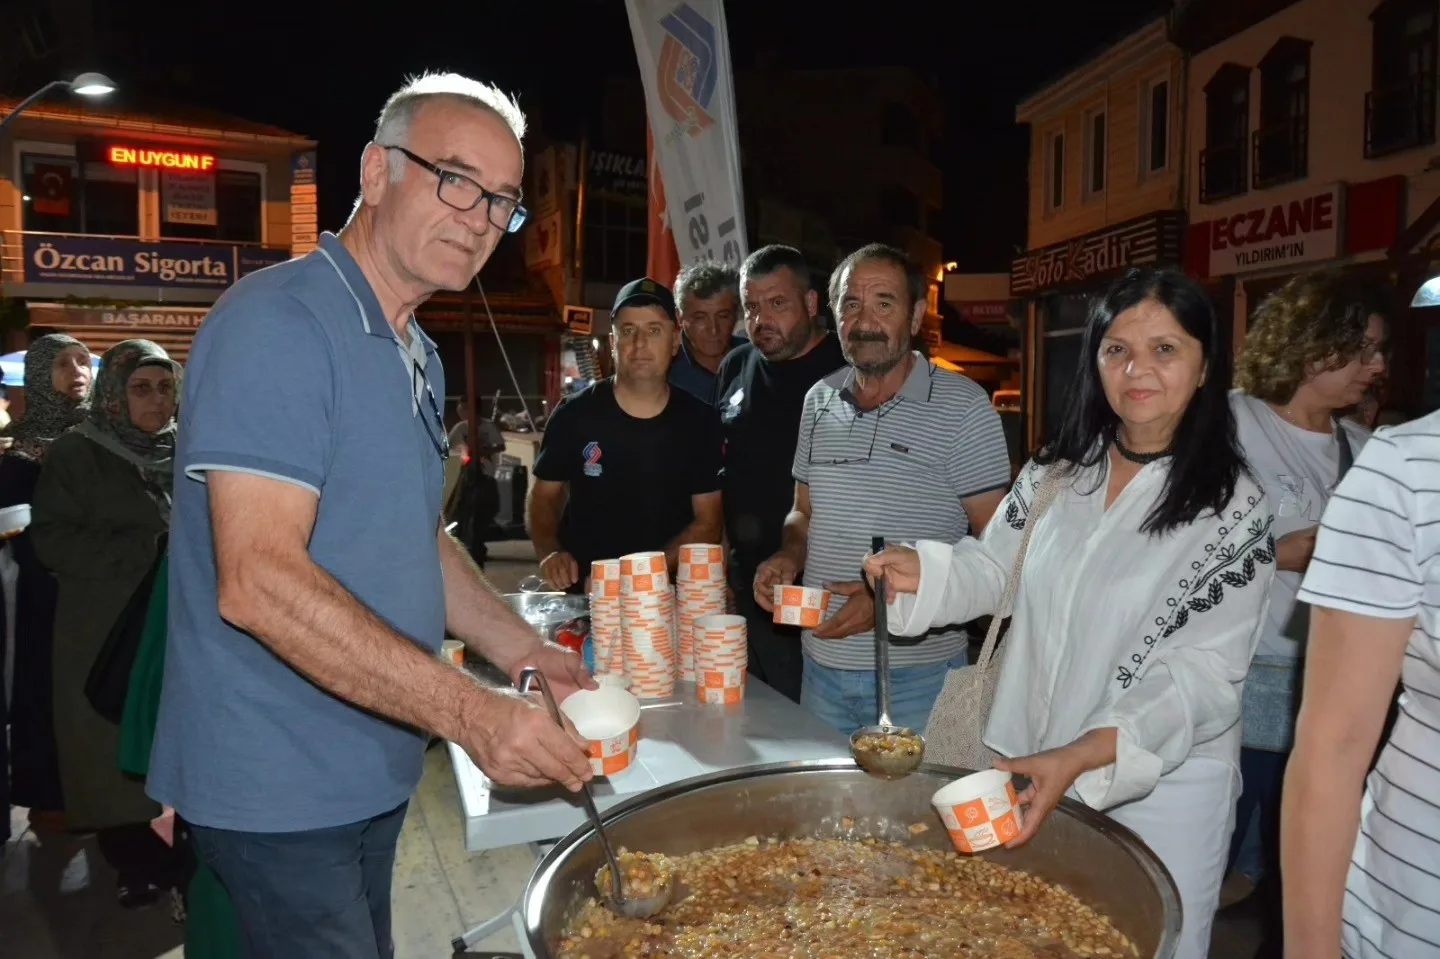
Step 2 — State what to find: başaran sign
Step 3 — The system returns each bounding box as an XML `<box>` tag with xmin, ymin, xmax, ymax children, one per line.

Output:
<box><xmin>1204</xmin><ymin>184</ymin><xmax>1345</xmax><ymax>277</ymax></box>
<box><xmin>27</xmin><ymin>303</ymin><xmax>211</xmax><ymax>330</ymax></box>
<box><xmin>1010</xmin><ymin>211</ymin><xmax>1185</xmax><ymax>296</ymax></box>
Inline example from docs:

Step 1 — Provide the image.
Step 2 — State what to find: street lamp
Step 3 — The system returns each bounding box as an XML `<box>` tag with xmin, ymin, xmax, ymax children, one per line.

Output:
<box><xmin>1415</xmin><ymin>274</ymin><xmax>1440</xmax><ymax>308</ymax></box>
<box><xmin>0</xmin><ymin>71</ymin><xmax>117</xmax><ymax>133</ymax></box>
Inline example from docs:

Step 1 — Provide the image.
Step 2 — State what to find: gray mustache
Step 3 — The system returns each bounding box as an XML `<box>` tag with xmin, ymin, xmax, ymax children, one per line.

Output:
<box><xmin>847</xmin><ymin>332</ymin><xmax>888</xmax><ymax>343</ymax></box>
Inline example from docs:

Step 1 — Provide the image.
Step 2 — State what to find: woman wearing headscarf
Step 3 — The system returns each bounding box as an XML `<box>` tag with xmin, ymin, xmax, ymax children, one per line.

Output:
<box><xmin>0</xmin><ymin>334</ymin><xmax>93</xmax><ymax>830</ymax></box>
<box><xmin>31</xmin><ymin>339</ymin><xmax>181</xmax><ymax>907</ymax></box>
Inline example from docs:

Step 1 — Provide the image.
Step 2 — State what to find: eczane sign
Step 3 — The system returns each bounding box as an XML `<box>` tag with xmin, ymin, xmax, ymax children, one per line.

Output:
<box><xmin>1207</xmin><ymin>184</ymin><xmax>1345</xmax><ymax>277</ymax></box>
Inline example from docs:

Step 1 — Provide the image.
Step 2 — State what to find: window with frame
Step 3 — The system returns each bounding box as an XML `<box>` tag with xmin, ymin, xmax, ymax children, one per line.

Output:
<box><xmin>1045</xmin><ymin>130</ymin><xmax>1065</xmax><ymax>211</ymax></box>
<box><xmin>583</xmin><ymin>197</ymin><xmax>646</xmax><ymax>284</ymax></box>
<box><xmin>1084</xmin><ymin>108</ymin><xmax>1106</xmax><ymax>196</ymax></box>
<box><xmin>21</xmin><ymin>152</ymin><xmax>139</xmax><ymax>235</ymax></box>
<box><xmin>1255</xmin><ymin>38</ymin><xmax>1311</xmax><ymax>188</ymax></box>
<box><xmin>161</xmin><ymin>169</ymin><xmax>264</xmax><ymax>243</ymax></box>
<box><xmin>1201</xmin><ymin>64</ymin><xmax>1250</xmax><ymax>203</ymax></box>
<box><xmin>1366</xmin><ymin>0</ymin><xmax>1437</xmax><ymax>157</ymax></box>
<box><xmin>1140</xmin><ymin>78</ymin><xmax>1170</xmax><ymax>175</ymax></box>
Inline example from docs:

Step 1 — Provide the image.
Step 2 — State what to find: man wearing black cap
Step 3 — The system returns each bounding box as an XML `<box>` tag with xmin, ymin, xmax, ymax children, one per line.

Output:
<box><xmin>528</xmin><ymin>277</ymin><xmax>724</xmax><ymax>591</ymax></box>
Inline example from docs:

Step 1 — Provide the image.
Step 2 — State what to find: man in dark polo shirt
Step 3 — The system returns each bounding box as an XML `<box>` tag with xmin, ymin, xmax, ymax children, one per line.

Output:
<box><xmin>147</xmin><ymin>73</ymin><xmax>594</xmax><ymax>958</ymax></box>
<box><xmin>668</xmin><ymin>260</ymin><xmax>746</xmax><ymax>404</ymax></box>
<box><xmin>529</xmin><ymin>277</ymin><xmax>724</xmax><ymax>590</ymax></box>
<box><xmin>714</xmin><ymin>245</ymin><xmax>845</xmax><ymax>702</ymax></box>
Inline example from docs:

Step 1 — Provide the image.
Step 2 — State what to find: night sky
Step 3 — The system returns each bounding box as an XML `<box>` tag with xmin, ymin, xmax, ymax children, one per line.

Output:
<box><xmin>62</xmin><ymin>0</ymin><xmax>1164</xmax><ymax>272</ymax></box>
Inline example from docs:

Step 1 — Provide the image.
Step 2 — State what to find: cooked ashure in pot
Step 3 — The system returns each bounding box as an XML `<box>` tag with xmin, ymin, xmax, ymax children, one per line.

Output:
<box><xmin>558</xmin><ymin>836</ymin><xmax>1139</xmax><ymax>958</ymax></box>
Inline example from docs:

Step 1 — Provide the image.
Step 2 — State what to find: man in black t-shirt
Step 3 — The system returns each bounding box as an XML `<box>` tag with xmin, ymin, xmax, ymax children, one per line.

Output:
<box><xmin>714</xmin><ymin>245</ymin><xmax>845</xmax><ymax>702</ymax></box>
<box><xmin>528</xmin><ymin>277</ymin><xmax>724</xmax><ymax>591</ymax></box>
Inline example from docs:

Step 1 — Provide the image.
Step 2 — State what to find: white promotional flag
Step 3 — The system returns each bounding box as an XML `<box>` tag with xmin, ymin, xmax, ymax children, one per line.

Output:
<box><xmin>625</xmin><ymin>0</ymin><xmax>748</xmax><ymax>271</ymax></box>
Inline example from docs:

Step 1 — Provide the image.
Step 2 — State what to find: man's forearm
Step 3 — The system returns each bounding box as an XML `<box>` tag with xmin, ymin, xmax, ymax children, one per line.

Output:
<box><xmin>526</xmin><ymin>490</ymin><xmax>565</xmax><ymax>560</ymax></box>
<box><xmin>662</xmin><ymin>513</ymin><xmax>724</xmax><ymax>567</ymax></box>
<box><xmin>439</xmin><ymin>530</ymin><xmax>544</xmax><ymax>674</ymax></box>
<box><xmin>778</xmin><ymin>509</ymin><xmax>809</xmax><ymax>567</ymax></box>
<box><xmin>1281</xmin><ymin>749</ymin><xmax>1359</xmax><ymax>958</ymax></box>
<box><xmin>220</xmin><ymin>544</ymin><xmax>481</xmax><ymax>744</ymax></box>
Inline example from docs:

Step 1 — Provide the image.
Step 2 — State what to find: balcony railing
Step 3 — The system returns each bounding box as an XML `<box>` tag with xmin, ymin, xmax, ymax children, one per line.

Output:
<box><xmin>1365</xmin><ymin>74</ymin><xmax>1438</xmax><ymax>159</ymax></box>
<box><xmin>1200</xmin><ymin>140</ymin><xmax>1248</xmax><ymax>203</ymax></box>
<box><xmin>2</xmin><ymin>230</ymin><xmax>290</xmax><ymax>290</ymax></box>
<box><xmin>1252</xmin><ymin>116</ymin><xmax>1309</xmax><ymax>190</ymax></box>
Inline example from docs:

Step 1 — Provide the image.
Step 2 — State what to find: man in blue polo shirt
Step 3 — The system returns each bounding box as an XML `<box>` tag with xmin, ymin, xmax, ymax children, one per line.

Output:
<box><xmin>146</xmin><ymin>72</ymin><xmax>594</xmax><ymax>959</ymax></box>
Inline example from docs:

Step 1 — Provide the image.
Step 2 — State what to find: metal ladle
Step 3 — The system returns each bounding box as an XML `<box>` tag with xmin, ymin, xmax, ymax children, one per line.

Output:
<box><xmin>849</xmin><ymin>536</ymin><xmax>926</xmax><ymax>780</ymax></box>
<box><xmin>518</xmin><ymin>667</ymin><xmax>673</xmax><ymax>918</ymax></box>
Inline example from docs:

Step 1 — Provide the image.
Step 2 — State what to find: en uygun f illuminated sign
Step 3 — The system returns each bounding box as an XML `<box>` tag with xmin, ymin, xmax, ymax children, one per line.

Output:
<box><xmin>108</xmin><ymin>145</ymin><xmax>216</xmax><ymax>172</ymax></box>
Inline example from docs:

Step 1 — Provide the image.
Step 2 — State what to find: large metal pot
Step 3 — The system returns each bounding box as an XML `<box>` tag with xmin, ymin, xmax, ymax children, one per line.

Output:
<box><xmin>504</xmin><ymin>591</ymin><xmax>590</xmax><ymax>654</ymax></box>
<box><xmin>523</xmin><ymin>759</ymin><xmax>1182</xmax><ymax>958</ymax></box>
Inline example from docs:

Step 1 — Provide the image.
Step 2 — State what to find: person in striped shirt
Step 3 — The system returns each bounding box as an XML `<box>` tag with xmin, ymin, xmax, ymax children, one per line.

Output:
<box><xmin>1283</xmin><ymin>409</ymin><xmax>1440</xmax><ymax>959</ymax></box>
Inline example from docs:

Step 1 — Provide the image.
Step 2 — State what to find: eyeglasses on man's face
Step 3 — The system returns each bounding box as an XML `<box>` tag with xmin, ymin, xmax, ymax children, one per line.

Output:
<box><xmin>381</xmin><ymin>145</ymin><xmax>528</xmax><ymax>234</ymax></box>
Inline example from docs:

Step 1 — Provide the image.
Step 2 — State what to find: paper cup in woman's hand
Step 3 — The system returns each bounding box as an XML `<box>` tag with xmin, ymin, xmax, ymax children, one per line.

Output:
<box><xmin>932</xmin><ymin>769</ymin><xmax>1023</xmax><ymax>854</ymax></box>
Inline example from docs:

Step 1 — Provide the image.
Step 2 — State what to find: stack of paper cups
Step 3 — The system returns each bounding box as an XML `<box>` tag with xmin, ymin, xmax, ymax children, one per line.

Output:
<box><xmin>676</xmin><ymin>544</ymin><xmax>727</xmax><ymax>683</ymax></box>
<box><xmin>693</xmin><ymin>613</ymin><xmax>747</xmax><ymax>705</ymax></box>
<box><xmin>589</xmin><ymin>559</ymin><xmax>624</xmax><ymax>680</ymax></box>
<box><xmin>620</xmin><ymin>552</ymin><xmax>676</xmax><ymax>698</ymax></box>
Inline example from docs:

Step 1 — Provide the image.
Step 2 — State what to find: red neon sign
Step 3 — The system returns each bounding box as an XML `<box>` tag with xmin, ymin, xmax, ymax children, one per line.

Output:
<box><xmin>107</xmin><ymin>145</ymin><xmax>216</xmax><ymax>172</ymax></box>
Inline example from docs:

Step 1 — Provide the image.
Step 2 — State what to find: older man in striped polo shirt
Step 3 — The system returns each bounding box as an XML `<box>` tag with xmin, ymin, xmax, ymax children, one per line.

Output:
<box><xmin>753</xmin><ymin>243</ymin><xmax>1011</xmax><ymax>734</ymax></box>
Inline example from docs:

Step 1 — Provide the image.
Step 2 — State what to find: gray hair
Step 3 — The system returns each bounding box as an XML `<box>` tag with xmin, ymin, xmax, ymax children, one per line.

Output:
<box><xmin>674</xmin><ymin>261</ymin><xmax>739</xmax><ymax>309</ymax></box>
<box><xmin>374</xmin><ymin>71</ymin><xmax>527</xmax><ymax>182</ymax></box>
<box><xmin>828</xmin><ymin>242</ymin><xmax>926</xmax><ymax>315</ymax></box>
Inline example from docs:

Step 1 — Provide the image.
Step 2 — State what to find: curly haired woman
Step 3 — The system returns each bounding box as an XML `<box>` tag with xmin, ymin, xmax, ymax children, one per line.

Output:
<box><xmin>1223</xmin><ymin>269</ymin><xmax>1390</xmax><ymax>944</ymax></box>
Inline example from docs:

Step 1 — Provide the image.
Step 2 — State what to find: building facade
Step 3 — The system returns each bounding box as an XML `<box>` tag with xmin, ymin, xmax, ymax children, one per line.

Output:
<box><xmin>1012</xmin><ymin>18</ymin><xmax>1189</xmax><ymax>450</ymax></box>
<box><xmin>0</xmin><ymin>95</ymin><xmax>314</xmax><ymax>362</ymax></box>
<box><xmin>1181</xmin><ymin>0</ymin><xmax>1440</xmax><ymax>415</ymax></box>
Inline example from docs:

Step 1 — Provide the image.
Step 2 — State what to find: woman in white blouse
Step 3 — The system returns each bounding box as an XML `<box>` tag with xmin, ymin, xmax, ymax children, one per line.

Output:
<box><xmin>866</xmin><ymin>267</ymin><xmax>1276</xmax><ymax>959</ymax></box>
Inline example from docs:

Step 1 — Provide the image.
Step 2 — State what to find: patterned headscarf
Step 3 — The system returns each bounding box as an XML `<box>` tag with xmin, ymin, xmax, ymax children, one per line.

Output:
<box><xmin>5</xmin><ymin>333</ymin><xmax>91</xmax><ymax>462</ymax></box>
<box><xmin>76</xmin><ymin>340</ymin><xmax>181</xmax><ymax>505</ymax></box>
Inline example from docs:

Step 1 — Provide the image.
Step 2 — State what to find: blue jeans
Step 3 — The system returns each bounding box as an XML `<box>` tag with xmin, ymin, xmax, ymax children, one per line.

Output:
<box><xmin>190</xmin><ymin>802</ymin><xmax>408</xmax><ymax>959</ymax></box>
<box><xmin>801</xmin><ymin>653</ymin><xmax>965</xmax><ymax>734</ymax></box>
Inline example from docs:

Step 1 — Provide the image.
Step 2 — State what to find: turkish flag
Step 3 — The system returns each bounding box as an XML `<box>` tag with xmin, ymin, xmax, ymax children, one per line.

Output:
<box><xmin>645</xmin><ymin>122</ymin><xmax>680</xmax><ymax>286</ymax></box>
<box><xmin>31</xmin><ymin>162</ymin><xmax>73</xmax><ymax>216</ymax></box>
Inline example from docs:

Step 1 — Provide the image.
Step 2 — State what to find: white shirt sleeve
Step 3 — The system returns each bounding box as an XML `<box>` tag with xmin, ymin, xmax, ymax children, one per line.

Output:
<box><xmin>887</xmin><ymin>461</ymin><xmax>1044</xmax><ymax>635</ymax></box>
<box><xmin>1298</xmin><ymin>432</ymin><xmax>1423</xmax><ymax>620</ymax></box>
<box><xmin>1072</xmin><ymin>497</ymin><xmax>1276</xmax><ymax>809</ymax></box>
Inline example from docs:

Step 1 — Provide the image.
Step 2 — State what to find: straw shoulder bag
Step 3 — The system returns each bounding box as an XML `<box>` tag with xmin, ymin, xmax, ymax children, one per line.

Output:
<box><xmin>924</xmin><ymin>468</ymin><xmax>1063</xmax><ymax>771</ymax></box>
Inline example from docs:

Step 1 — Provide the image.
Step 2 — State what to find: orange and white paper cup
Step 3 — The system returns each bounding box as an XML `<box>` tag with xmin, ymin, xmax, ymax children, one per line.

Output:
<box><xmin>560</xmin><ymin>686</ymin><xmax>642</xmax><ymax>777</ymax></box>
<box><xmin>589</xmin><ymin>559</ymin><xmax>621</xmax><ymax>598</ymax></box>
<box><xmin>931</xmin><ymin>769</ymin><xmax>1023</xmax><ymax>854</ymax></box>
<box><xmin>440</xmin><ymin>639</ymin><xmax>465</xmax><ymax>667</ymax></box>
<box><xmin>772</xmin><ymin>585</ymin><xmax>831</xmax><ymax>628</ymax></box>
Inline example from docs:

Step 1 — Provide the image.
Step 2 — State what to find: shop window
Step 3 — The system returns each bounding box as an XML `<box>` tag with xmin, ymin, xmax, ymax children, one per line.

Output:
<box><xmin>881</xmin><ymin>103</ymin><xmax>921</xmax><ymax>150</ymax></box>
<box><xmin>1041</xmin><ymin>330</ymin><xmax>1084</xmax><ymax>446</ymax></box>
<box><xmin>1140</xmin><ymin>77</ymin><xmax>1170</xmax><ymax>176</ymax></box>
<box><xmin>21</xmin><ymin>153</ymin><xmax>139</xmax><ymax>236</ymax></box>
<box><xmin>1044</xmin><ymin>130</ymin><xmax>1065</xmax><ymax>212</ymax></box>
<box><xmin>1084</xmin><ymin>108</ymin><xmax>1106</xmax><ymax>197</ymax></box>
<box><xmin>162</xmin><ymin>169</ymin><xmax>264</xmax><ymax>243</ymax></box>
<box><xmin>583</xmin><ymin>197</ymin><xmax>646</xmax><ymax>284</ymax></box>
<box><xmin>879</xmin><ymin>187</ymin><xmax>921</xmax><ymax>230</ymax></box>
<box><xmin>1253</xmin><ymin>38</ymin><xmax>1311</xmax><ymax>189</ymax></box>
<box><xmin>21</xmin><ymin>154</ymin><xmax>80</xmax><ymax>233</ymax></box>
<box><xmin>1366</xmin><ymin>0</ymin><xmax>1438</xmax><ymax>158</ymax></box>
<box><xmin>1200</xmin><ymin>64</ymin><xmax>1250</xmax><ymax>203</ymax></box>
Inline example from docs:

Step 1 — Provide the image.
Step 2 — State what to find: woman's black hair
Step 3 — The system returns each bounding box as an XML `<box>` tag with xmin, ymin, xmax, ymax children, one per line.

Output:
<box><xmin>1036</xmin><ymin>266</ymin><xmax>1245</xmax><ymax>535</ymax></box>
